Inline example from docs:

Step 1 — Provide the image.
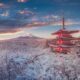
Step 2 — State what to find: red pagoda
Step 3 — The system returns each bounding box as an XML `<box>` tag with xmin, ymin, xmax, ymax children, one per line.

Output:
<box><xmin>48</xmin><ymin>17</ymin><xmax>80</xmax><ymax>54</ymax></box>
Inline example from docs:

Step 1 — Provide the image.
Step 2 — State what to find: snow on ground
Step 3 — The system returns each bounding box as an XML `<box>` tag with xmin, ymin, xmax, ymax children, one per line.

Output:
<box><xmin>0</xmin><ymin>36</ymin><xmax>80</xmax><ymax>80</ymax></box>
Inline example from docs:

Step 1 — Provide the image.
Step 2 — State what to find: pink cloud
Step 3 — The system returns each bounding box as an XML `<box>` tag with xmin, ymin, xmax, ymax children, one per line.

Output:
<box><xmin>17</xmin><ymin>0</ymin><xmax>28</xmax><ymax>3</ymax></box>
<box><xmin>26</xmin><ymin>20</ymin><xmax>80</xmax><ymax>27</ymax></box>
<box><xmin>0</xmin><ymin>3</ymin><xmax>5</xmax><ymax>7</ymax></box>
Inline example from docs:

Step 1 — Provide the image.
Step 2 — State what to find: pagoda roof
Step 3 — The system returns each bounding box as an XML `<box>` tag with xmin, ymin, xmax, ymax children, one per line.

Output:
<box><xmin>52</xmin><ymin>29</ymin><xmax>79</xmax><ymax>35</ymax></box>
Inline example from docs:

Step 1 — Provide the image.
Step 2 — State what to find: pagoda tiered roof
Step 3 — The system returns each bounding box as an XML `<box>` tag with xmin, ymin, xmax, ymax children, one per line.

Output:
<box><xmin>52</xmin><ymin>29</ymin><xmax>79</xmax><ymax>35</ymax></box>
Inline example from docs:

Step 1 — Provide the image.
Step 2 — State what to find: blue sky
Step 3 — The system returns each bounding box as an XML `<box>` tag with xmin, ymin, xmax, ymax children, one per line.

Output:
<box><xmin>0</xmin><ymin>0</ymin><xmax>80</xmax><ymax>39</ymax></box>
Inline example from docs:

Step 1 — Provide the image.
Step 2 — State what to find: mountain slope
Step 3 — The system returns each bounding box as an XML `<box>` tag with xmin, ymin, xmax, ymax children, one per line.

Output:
<box><xmin>0</xmin><ymin>36</ymin><xmax>80</xmax><ymax>80</ymax></box>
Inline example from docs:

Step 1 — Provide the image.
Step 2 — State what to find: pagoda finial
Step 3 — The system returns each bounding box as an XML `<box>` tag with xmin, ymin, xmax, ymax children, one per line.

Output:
<box><xmin>62</xmin><ymin>16</ymin><xmax>65</xmax><ymax>30</ymax></box>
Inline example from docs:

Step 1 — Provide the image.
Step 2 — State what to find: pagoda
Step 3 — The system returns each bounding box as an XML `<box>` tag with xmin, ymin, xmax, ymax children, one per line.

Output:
<box><xmin>48</xmin><ymin>17</ymin><xmax>79</xmax><ymax>54</ymax></box>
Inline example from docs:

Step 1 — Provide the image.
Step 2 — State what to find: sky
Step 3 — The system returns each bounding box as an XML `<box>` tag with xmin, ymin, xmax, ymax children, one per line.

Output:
<box><xmin>0</xmin><ymin>0</ymin><xmax>80</xmax><ymax>40</ymax></box>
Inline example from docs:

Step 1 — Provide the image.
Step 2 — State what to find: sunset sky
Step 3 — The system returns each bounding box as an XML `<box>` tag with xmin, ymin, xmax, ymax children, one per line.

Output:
<box><xmin>0</xmin><ymin>0</ymin><xmax>80</xmax><ymax>40</ymax></box>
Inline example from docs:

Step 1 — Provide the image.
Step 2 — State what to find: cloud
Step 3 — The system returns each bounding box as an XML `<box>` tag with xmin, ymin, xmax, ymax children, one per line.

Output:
<box><xmin>0</xmin><ymin>19</ymin><xmax>26</xmax><ymax>33</ymax></box>
<box><xmin>0</xmin><ymin>11</ymin><xmax>9</xmax><ymax>17</ymax></box>
<box><xmin>17</xmin><ymin>0</ymin><xmax>29</xmax><ymax>3</ymax></box>
<box><xmin>0</xmin><ymin>3</ymin><xmax>9</xmax><ymax>8</ymax></box>
<box><xmin>25</xmin><ymin>20</ymin><xmax>80</xmax><ymax>27</ymax></box>
<box><xmin>0</xmin><ymin>3</ymin><xmax>5</xmax><ymax>7</ymax></box>
<box><xmin>0</xmin><ymin>14</ymin><xmax>80</xmax><ymax>34</ymax></box>
<box><xmin>0</xmin><ymin>29</ymin><xmax>21</xmax><ymax>34</ymax></box>
<box><xmin>18</xmin><ymin>9</ymin><xmax>34</xmax><ymax>15</ymax></box>
<box><xmin>25</xmin><ymin>16</ymin><xmax>80</xmax><ymax>27</ymax></box>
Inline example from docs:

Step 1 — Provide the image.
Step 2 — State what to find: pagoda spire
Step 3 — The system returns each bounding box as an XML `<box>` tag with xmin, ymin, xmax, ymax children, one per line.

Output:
<box><xmin>62</xmin><ymin>16</ymin><xmax>65</xmax><ymax>30</ymax></box>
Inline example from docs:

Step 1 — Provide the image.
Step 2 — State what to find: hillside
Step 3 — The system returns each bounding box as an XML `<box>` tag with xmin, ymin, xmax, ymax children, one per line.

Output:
<box><xmin>0</xmin><ymin>36</ymin><xmax>80</xmax><ymax>80</ymax></box>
